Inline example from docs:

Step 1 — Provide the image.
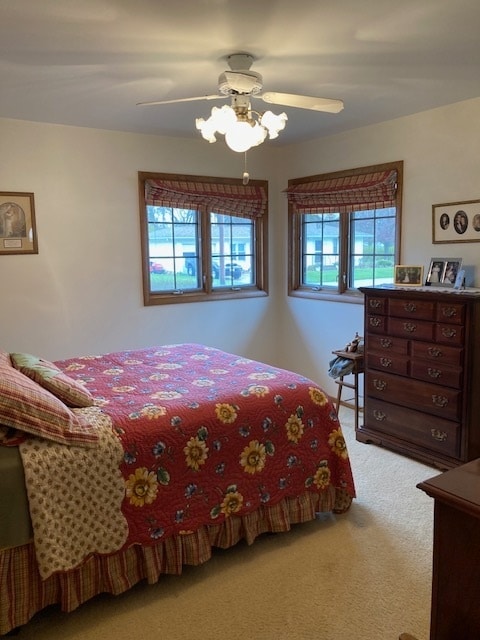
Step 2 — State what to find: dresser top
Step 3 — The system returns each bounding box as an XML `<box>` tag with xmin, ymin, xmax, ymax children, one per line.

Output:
<box><xmin>359</xmin><ymin>285</ymin><xmax>480</xmax><ymax>301</ymax></box>
<box><xmin>417</xmin><ymin>459</ymin><xmax>480</xmax><ymax>518</ymax></box>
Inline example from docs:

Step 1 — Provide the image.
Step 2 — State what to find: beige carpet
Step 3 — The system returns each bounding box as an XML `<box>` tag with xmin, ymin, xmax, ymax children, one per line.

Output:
<box><xmin>17</xmin><ymin>408</ymin><xmax>435</xmax><ymax>640</ymax></box>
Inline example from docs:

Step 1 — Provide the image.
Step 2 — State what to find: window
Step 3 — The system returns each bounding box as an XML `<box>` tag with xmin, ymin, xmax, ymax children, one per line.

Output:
<box><xmin>287</xmin><ymin>161</ymin><xmax>403</xmax><ymax>301</ymax></box>
<box><xmin>139</xmin><ymin>172</ymin><xmax>268</xmax><ymax>305</ymax></box>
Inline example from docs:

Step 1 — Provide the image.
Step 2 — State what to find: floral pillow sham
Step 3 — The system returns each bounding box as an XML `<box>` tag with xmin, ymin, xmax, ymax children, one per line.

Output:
<box><xmin>10</xmin><ymin>352</ymin><xmax>94</xmax><ymax>408</ymax></box>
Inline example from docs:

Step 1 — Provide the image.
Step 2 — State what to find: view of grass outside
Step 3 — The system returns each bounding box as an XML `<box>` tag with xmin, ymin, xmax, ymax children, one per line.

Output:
<box><xmin>150</xmin><ymin>269</ymin><xmax>252</xmax><ymax>291</ymax></box>
<box><xmin>304</xmin><ymin>265</ymin><xmax>394</xmax><ymax>288</ymax></box>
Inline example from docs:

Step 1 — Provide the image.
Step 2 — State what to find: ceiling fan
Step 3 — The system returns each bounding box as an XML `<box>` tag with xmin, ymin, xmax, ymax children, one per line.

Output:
<box><xmin>137</xmin><ymin>53</ymin><xmax>344</xmax><ymax>153</ymax></box>
<box><xmin>137</xmin><ymin>53</ymin><xmax>344</xmax><ymax>114</ymax></box>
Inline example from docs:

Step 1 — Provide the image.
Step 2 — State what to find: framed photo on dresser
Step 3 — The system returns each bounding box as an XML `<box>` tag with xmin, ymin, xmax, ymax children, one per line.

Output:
<box><xmin>394</xmin><ymin>265</ymin><xmax>424</xmax><ymax>286</ymax></box>
<box><xmin>426</xmin><ymin>257</ymin><xmax>463</xmax><ymax>287</ymax></box>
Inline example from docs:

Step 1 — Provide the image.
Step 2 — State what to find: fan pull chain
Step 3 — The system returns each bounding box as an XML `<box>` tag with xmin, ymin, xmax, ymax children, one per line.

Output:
<box><xmin>242</xmin><ymin>152</ymin><xmax>250</xmax><ymax>185</ymax></box>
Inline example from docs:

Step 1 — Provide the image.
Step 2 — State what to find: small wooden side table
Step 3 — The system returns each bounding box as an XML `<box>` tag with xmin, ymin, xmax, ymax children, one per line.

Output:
<box><xmin>417</xmin><ymin>458</ymin><xmax>480</xmax><ymax>640</ymax></box>
<box><xmin>331</xmin><ymin>349</ymin><xmax>364</xmax><ymax>430</ymax></box>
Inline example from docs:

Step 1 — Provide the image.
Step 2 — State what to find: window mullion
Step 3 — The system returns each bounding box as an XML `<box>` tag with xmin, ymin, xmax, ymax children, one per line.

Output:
<box><xmin>338</xmin><ymin>210</ymin><xmax>349</xmax><ymax>293</ymax></box>
<box><xmin>199</xmin><ymin>205</ymin><xmax>212</xmax><ymax>291</ymax></box>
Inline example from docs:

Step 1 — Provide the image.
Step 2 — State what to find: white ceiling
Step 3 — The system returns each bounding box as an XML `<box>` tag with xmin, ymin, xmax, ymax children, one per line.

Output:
<box><xmin>2</xmin><ymin>0</ymin><xmax>480</xmax><ymax>146</ymax></box>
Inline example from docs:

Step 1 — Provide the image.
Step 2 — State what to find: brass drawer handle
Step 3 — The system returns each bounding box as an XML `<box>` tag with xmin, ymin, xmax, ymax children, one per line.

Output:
<box><xmin>404</xmin><ymin>302</ymin><xmax>417</xmax><ymax>312</ymax></box>
<box><xmin>432</xmin><ymin>395</ymin><xmax>448</xmax><ymax>408</ymax></box>
<box><xmin>441</xmin><ymin>307</ymin><xmax>457</xmax><ymax>319</ymax></box>
<box><xmin>380</xmin><ymin>357</ymin><xmax>392</xmax><ymax>367</ymax></box>
<box><xmin>427</xmin><ymin>347</ymin><xmax>443</xmax><ymax>358</ymax></box>
<box><xmin>373</xmin><ymin>379</ymin><xmax>387</xmax><ymax>391</ymax></box>
<box><xmin>369</xmin><ymin>317</ymin><xmax>381</xmax><ymax>327</ymax></box>
<box><xmin>403</xmin><ymin>322</ymin><xmax>417</xmax><ymax>333</ymax></box>
<box><xmin>380</xmin><ymin>338</ymin><xmax>392</xmax><ymax>348</ymax></box>
<box><xmin>369</xmin><ymin>299</ymin><xmax>382</xmax><ymax>309</ymax></box>
<box><xmin>431</xmin><ymin>429</ymin><xmax>448</xmax><ymax>442</ymax></box>
<box><xmin>427</xmin><ymin>368</ymin><xmax>441</xmax><ymax>379</ymax></box>
<box><xmin>373</xmin><ymin>410</ymin><xmax>387</xmax><ymax>421</ymax></box>
<box><xmin>441</xmin><ymin>327</ymin><xmax>457</xmax><ymax>338</ymax></box>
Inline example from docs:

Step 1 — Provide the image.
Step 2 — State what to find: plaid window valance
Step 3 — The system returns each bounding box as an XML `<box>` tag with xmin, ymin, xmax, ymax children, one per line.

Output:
<box><xmin>285</xmin><ymin>169</ymin><xmax>398</xmax><ymax>213</ymax></box>
<box><xmin>145</xmin><ymin>178</ymin><xmax>268</xmax><ymax>219</ymax></box>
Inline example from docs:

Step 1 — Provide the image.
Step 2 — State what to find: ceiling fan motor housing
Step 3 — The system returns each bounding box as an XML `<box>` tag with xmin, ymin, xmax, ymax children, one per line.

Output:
<box><xmin>218</xmin><ymin>70</ymin><xmax>263</xmax><ymax>96</ymax></box>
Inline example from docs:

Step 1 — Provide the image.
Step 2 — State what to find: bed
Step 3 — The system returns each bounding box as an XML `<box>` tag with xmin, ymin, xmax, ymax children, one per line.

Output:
<box><xmin>0</xmin><ymin>343</ymin><xmax>355</xmax><ymax>635</ymax></box>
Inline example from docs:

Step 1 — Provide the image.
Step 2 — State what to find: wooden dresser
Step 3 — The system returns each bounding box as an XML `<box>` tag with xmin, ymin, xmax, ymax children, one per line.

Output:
<box><xmin>417</xmin><ymin>459</ymin><xmax>480</xmax><ymax>639</ymax></box>
<box><xmin>358</xmin><ymin>286</ymin><xmax>480</xmax><ymax>469</ymax></box>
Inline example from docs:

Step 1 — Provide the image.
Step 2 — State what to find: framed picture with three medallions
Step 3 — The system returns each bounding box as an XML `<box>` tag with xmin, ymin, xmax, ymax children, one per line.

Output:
<box><xmin>433</xmin><ymin>199</ymin><xmax>480</xmax><ymax>243</ymax></box>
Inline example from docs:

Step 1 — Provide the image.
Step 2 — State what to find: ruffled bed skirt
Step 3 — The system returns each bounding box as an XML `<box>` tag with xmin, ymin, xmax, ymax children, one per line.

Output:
<box><xmin>0</xmin><ymin>487</ymin><xmax>352</xmax><ymax>635</ymax></box>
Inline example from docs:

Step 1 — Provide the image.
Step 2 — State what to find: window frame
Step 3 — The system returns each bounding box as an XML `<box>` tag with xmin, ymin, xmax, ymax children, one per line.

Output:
<box><xmin>139</xmin><ymin>172</ymin><xmax>269</xmax><ymax>306</ymax></box>
<box><xmin>288</xmin><ymin>161</ymin><xmax>403</xmax><ymax>303</ymax></box>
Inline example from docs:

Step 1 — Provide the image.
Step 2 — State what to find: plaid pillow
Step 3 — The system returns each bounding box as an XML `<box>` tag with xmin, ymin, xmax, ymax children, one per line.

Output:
<box><xmin>10</xmin><ymin>352</ymin><xmax>94</xmax><ymax>408</ymax></box>
<box><xmin>0</xmin><ymin>360</ymin><xmax>98</xmax><ymax>447</ymax></box>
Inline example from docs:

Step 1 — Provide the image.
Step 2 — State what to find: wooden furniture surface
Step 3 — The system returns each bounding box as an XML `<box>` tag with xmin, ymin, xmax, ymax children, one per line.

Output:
<box><xmin>358</xmin><ymin>287</ymin><xmax>480</xmax><ymax>469</ymax></box>
<box><xmin>418</xmin><ymin>459</ymin><xmax>480</xmax><ymax>640</ymax></box>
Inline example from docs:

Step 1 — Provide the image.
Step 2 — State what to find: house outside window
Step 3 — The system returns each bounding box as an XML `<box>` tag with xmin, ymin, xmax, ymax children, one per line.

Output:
<box><xmin>287</xmin><ymin>161</ymin><xmax>403</xmax><ymax>301</ymax></box>
<box><xmin>139</xmin><ymin>172</ymin><xmax>268</xmax><ymax>305</ymax></box>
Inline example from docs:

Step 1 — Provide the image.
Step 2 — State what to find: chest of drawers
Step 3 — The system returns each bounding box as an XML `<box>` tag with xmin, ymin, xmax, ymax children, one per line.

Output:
<box><xmin>358</xmin><ymin>287</ymin><xmax>480</xmax><ymax>469</ymax></box>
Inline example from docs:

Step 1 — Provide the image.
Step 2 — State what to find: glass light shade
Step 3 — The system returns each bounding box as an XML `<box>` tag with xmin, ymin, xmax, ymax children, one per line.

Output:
<box><xmin>210</xmin><ymin>105</ymin><xmax>237</xmax><ymax>134</ymax></box>
<box><xmin>196</xmin><ymin>105</ymin><xmax>237</xmax><ymax>143</ymax></box>
<box><xmin>225</xmin><ymin>120</ymin><xmax>265</xmax><ymax>153</ymax></box>
<box><xmin>195</xmin><ymin>117</ymin><xmax>217</xmax><ymax>143</ymax></box>
<box><xmin>260</xmin><ymin>110</ymin><xmax>288</xmax><ymax>139</ymax></box>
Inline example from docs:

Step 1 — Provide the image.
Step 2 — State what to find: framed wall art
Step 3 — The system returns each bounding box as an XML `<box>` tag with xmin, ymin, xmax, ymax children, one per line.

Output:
<box><xmin>0</xmin><ymin>192</ymin><xmax>38</xmax><ymax>255</ymax></box>
<box><xmin>432</xmin><ymin>199</ymin><xmax>480</xmax><ymax>243</ymax></box>
<box><xmin>394</xmin><ymin>265</ymin><xmax>424</xmax><ymax>286</ymax></box>
<box><xmin>426</xmin><ymin>257</ymin><xmax>463</xmax><ymax>287</ymax></box>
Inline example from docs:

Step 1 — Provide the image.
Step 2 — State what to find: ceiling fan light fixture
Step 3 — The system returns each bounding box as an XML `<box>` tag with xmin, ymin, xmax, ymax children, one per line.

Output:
<box><xmin>196</xmin><ymin>100</ymin><xmax>287</xmax><ymax>152</ymax></box>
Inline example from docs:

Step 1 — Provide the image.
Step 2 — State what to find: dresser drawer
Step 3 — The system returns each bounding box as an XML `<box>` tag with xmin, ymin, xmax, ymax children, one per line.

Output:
<box><xmin>367</xmin><ymin>352</ymin><xmax>408</xmax><ymax>375</ymax></box>
<box><xmin>412</xmin><ymin>341</ymin><xmax>463</xmax><ymax>366</ymax></box>
<box><xmin>366</xmin><ymin>296</ymin><xmax>388</xmax><ymax>315</ymax></box>
<box><xmin>366</xmin><ymin>314</ymin><xmax>387</xmax><ymax>333</ymax></box>
<box><xmin>367</xmin><ymin>334</ymin><xmax>408</xmax><ymax>355</ymax></box>
<box><xmin>436</xmin><ymin>323</ymin><xmax>464</xmax><ymax>346</ymax></box>
<box><xmin>389</xmin><ymin>298</ymin><xmax>435</xmax><ymax>321</ymax></box>
<box><xmin>366</xmin><ymin>370</ymin><xmax>461</xmax><ymax>420</ymax></box>
<box><xmin>364</xmin><ymin>398</ymin><xmax>460</xmax><ymax>457</ymax></box>
<box><xmin>436</xmin><ymin>302</ymin><xmax>465</xmax><ymax>325</ymax></box>
<box><xmin>410</xmin><ymin>360</ymin><xmax>463</xmax><ymax>389</ymax></box>
<box><xmin>388</xmin><ymin>317</ymin><xmax>434</xmax><ymax>341</ymax></box>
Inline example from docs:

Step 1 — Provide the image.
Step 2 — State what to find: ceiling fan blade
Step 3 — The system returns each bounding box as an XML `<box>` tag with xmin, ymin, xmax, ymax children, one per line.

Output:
<box><xmin>260</xmin><ymin>92</ymin><xmax>344</xmax><ymax>113</ymax></box>
<box><xmin>137</xmin><ymin>94</ymin><xmax>223</xmax><ymax>106</ymax></box>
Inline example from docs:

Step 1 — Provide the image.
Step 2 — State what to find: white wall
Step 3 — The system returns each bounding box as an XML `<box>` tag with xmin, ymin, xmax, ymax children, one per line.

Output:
<box><xmin>2</xmin><ymin>96</ymin><xmax>480</xmax><ymax>394</ymax></box>
<box><xmin>0</xmin><ymin>118</ymin><xmax>280</xmax><ymax>363</ymax></box>
<box><xmin>274</xmin><ymin>97</ymin><xmax>480</xmax><ymax>394</ymax></box>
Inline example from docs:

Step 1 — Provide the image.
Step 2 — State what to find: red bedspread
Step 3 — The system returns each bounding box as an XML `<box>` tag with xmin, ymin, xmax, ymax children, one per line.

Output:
<box><xmin>57</xmin><ymin>344</ymin><xmax>355</xmax><ymax>550</ymax></box>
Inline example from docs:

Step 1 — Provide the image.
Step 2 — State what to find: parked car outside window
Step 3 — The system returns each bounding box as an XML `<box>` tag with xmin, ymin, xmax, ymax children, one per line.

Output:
<box><xmin>149</xmin><ymin>261</ymin><xmax>165</xmax><ymax>274</ymax></box>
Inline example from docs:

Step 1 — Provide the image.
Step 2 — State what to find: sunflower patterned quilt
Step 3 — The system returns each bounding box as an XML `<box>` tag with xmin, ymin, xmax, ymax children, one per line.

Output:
<box><xmin>53</xmin><ymin>344</ymin><xmax>355</xmax><ymax>556</ymax></box>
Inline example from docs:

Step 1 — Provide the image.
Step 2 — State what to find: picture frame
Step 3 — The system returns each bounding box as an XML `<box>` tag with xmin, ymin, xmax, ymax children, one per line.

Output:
<box><xmin>394</xmin><ymin>265</ymin><xmax>424</xmax><ymax>286</ymax></box>
<box><xmin>0</xmin><ymin>192</ymin><xmax>38</xmax><ymax>255</ymax></box>
<box><xmin>426</xmin><ymin>257</ymin><xmax>463</xmax><ymax>287</ymax></box>
<box><xmin>433</xmin><ymin>199</ymin><xmax>480</xmax><ymax>243</ymax></box>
